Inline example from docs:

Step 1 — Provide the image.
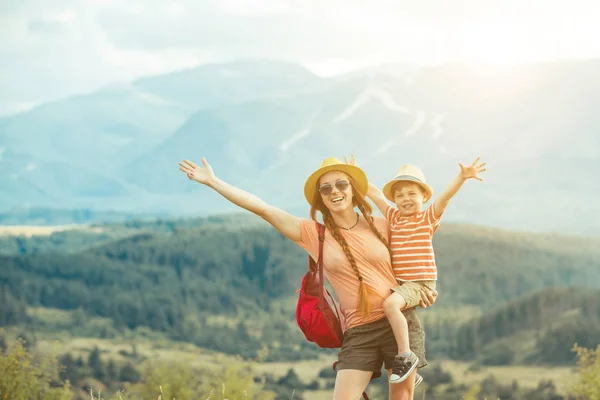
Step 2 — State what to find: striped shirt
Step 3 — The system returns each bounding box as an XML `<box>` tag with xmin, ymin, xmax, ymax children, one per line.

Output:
<box><xmin>386</xmin><ymin>203</ymin><xmax>442</xmax><ymax>281</ymax></box>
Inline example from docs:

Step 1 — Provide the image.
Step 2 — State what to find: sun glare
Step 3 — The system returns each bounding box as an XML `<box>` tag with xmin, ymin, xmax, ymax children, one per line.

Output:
<box><xmin>460</xmin><ymin>22</ymin><xmax>534</xmax><ymax>67</ymax></box>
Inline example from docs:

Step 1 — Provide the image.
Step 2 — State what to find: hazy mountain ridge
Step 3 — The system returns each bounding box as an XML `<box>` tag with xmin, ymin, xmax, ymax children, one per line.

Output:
<box><xmin>1</xmin><ymin>59</ymin><xmax>599</xmax><ymax>234</ymax></box>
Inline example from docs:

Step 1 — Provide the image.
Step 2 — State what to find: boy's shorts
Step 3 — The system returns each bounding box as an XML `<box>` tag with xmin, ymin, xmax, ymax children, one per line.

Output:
<box><xmin>391</xmin><ymin>280</ymin><xmax>437</xmax><ymax>309</ymax></box>
<box><xmin>336</xmin><ymin>308</ymin><xmax>427</xmax><ymax>379</ymax></box>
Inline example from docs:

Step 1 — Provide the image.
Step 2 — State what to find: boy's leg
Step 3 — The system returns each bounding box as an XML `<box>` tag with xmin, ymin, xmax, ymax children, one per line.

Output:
<box><xmin>383</xmin><ymin>292</ymin><xmax>410</xmax><ymax>354</ymax></box>
<box><xmin>383</xmin><ymin>291</ymin><xmax>418</xmax><ymax>383</ymax></box>
<box><xmin>386</xmin><ymin>283</ymin><xmax>424</xmax><ymax>384</ymax></box>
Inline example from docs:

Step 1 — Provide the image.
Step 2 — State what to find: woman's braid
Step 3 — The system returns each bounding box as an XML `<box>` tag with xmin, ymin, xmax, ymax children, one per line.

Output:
<box><xmin>323</xmin><ymin>210</ymin><xmax>371</xmax><ymax>315</ymax></box>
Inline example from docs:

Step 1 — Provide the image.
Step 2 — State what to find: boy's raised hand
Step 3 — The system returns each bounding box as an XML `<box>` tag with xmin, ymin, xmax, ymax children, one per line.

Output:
<box><xmin>459</xmin><ymin>157</ymin><xmax>487</xmax><ymax>181</ymax></box>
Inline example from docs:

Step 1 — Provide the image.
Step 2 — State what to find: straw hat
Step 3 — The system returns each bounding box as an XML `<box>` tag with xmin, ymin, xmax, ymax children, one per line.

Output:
<box><xmin>382</xmin><ymin>164</ymin><xmax>433</xmax><ymax>202</ymax></box>
<box><xmin>304</xmin><ymin>157</ymin><xmax>368</xmax><ymax>205</ymax></box>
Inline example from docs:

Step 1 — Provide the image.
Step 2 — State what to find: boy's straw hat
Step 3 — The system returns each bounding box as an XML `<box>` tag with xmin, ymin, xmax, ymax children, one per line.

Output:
<box><xmin>383</xmin><ymin>164</ymin><xmax>433</xmax><ymax>202</ymax></box>
<box><xmin>304</xmin><ymin>157</ymin><xmax>368</xmax><ymax>205</ymax></box>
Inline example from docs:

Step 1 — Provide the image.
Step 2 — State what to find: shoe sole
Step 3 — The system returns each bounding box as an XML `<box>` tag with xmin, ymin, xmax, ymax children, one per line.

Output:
<box><xmin>389</xmin><ymin>356</ymin><xmax>420</xmax><ymax>384</ymax></box>
<box><xmin>414</xmin><ymin>374</ymin><xmax>423</xmax><ymax>388</ymax></box>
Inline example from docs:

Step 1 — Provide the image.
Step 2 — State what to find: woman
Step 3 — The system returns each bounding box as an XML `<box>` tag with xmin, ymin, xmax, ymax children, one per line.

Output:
<box><xmin>178</xmin><ymin>156</ymin><xmax>437</xmax><ymax>400</ymax></box>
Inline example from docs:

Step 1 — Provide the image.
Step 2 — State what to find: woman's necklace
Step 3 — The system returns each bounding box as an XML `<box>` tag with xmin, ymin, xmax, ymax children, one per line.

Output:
<box><xmin>343</xmin><ymin>213</ymin><xmax>360</xmax><ymax>231</ymax></box>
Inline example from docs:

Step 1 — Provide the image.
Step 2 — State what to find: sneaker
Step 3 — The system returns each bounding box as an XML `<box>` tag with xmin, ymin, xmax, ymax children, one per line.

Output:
<box><xmin>414</xmin><ymin>373</ymin><xmax>423</xmax><ymax>388</ymax></box>
<box><xmin>389</xmin><ymin>352</ymin><xmax>420</xmax><ymax>384</ymax></box>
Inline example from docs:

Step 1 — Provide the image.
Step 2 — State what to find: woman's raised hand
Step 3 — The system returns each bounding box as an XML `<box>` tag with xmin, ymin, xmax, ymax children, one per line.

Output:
<box><xmin>178</xmin><ymin>157</ymin><xmax>216</xmax><ymax>186</ymax></box>
<box><xmin>344</xmin><ymin>154</ymin><xmax>356</xmax><ymax>166</ymax></box>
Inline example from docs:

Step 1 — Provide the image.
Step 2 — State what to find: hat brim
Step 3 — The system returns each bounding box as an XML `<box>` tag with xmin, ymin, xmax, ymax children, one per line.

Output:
<box><xmin>304</xmin><ymin>164</ymin><xmax>368</xmax><ymax>205</ymax></box>
<box><xmin>383</xmin><ymin>176</ymin><xmax>433</xmax><ymax>202</ymax></box>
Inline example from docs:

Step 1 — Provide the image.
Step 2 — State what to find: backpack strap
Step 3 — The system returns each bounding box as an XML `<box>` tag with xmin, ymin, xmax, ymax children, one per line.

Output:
<box><xmin>316</xmin><ymin>222</ymin><xmax>326</xmax><ymax>310</ymax></box>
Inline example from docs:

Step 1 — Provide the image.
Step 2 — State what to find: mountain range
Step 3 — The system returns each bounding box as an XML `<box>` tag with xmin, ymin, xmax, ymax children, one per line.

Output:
<box><xmin>1</xmin><ymin>58</ymin><xmax>598</xmax><ymax>234</ymax></box>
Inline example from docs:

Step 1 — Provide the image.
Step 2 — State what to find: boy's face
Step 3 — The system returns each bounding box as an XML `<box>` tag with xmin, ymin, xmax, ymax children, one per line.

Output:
<box><xmin>393</xmin><ymin>182</ymin><xmax>426</xmax><ymax>216</ymax></box>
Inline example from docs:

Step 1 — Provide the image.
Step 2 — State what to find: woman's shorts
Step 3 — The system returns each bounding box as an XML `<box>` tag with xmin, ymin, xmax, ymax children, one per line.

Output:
<box><xmin>336</xmin><ymin>308</ymin><xmax>427</xmax><ymax>379</ymax></box>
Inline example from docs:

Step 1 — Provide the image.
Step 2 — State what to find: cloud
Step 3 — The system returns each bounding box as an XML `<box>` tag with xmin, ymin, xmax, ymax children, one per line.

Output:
<box><xmin>94</xmin><ymin>0</ymin><xmax>600</xmax><ymax>64</ymax></box>
<box><xmin>0</xmin><ymin>0</ymin><xmax>212</xmax><ymax>116</ymax></box>
<box><xmin>1</xmin><ymin>0</ymin><xmax>599</xmax><ymax>116</ymax></box>
<box><xmin>95</xmin><ymin>0</ymin><xmax>458</xmax><ymax>62</ymax></box>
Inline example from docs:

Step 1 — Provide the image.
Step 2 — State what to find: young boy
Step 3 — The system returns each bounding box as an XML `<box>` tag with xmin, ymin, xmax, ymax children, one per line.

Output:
<box><xmin>367</xmin><ymin>158</ymin><xmax>487</xmax><ymax>384</ymax></box>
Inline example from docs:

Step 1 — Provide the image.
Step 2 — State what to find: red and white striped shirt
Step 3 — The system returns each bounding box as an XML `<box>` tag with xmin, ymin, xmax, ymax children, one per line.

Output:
<box><xmin>386</xmin><ymin>204</ymin><xmax>442</xmax><ymax>281</ymax></box>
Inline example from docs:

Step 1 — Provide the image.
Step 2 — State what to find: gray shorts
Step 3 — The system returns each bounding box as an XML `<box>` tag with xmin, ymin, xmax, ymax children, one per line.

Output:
<box><xmin>337</xmin><ymin>308</ymin><xmax>427</xmax><ymax>379</ymax></box>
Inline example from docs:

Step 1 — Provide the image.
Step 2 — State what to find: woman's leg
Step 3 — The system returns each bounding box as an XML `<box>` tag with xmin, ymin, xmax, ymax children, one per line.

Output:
<box><xmin>388</xmin><ymin>368</ymin><xmax>416</xmax><ymax>400</ymax></box>
<box><xmin>333</xmin><ymin>369</ymin><xmax>373</xmax><ymax>400</ymax></box>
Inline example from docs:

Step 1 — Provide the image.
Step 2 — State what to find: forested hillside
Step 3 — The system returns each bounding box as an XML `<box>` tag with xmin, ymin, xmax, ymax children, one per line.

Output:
<box><xmin>1</xmin><ymin>216</ymin><xmax>599</xmax><ymax>363</ymax></box>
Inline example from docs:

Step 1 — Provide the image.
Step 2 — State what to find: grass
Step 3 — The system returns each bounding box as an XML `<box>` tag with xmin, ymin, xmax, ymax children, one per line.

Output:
<box><xmin>34</xmin><ymin>336</ymin><xmax>232</xmax><ymax>372</ymax></box>
<box><xmin>436</xmin><ymin>359</ymin><xmax>576</xmax><ymax>394</ymax></box>
<box><xmin>16</xmin><ymin>333</ymin><xmax>579</xmax><ymax>399</ymax></box>
<box><xmin>27</xmin><ymin>307</ymin><xmax>74</xmax><ymax>325</ymax></box>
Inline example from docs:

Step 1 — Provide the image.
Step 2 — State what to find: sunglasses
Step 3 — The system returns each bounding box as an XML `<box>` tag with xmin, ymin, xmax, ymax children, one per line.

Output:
<box><xmin>319</xmin><ymin>180</ymin><xmax>350</xmax><ymax>196</ymax></box>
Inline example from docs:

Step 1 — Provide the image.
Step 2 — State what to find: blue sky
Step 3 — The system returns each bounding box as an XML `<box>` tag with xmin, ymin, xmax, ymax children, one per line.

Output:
<box><xmin>1</xmin><ymin>0</ymin><xmax>599</xmax><ymax>116</ymax></box>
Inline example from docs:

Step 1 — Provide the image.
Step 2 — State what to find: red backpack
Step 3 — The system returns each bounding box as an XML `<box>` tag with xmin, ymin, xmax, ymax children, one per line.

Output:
<box><xmin>296</xmin><ymin>222</ymin><xmax>343</xmax><ymax>348</ymax></box>
<box><xmin>295</xmin><ymin>222</ymin><xmax>369</xmax><ymax>399</ymax></box>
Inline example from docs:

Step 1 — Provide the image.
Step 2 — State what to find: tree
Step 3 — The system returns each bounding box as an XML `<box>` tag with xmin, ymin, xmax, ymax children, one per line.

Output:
<box><xmin>478</xmin><ymin>342</ymin><xmax>515</xmax><ymax>366</ymax></box>
<box><xmin>119</xmin><ymin>362</ymin><xmax>141</xmax><ymax>383</ymax></box>
<box><xmin>58</xmin><ymin>353</ymin><xmax>79</xmax><ymax>386</ymax></box>
<box><xmin>0</xmin><ymin>288</ymin><xmax>28</xmax><ymax>326</ymax></box>
<box><xmin>87</xmin><ymin>346</ymin><xmax>105</xmax><ymax>381</ymax></box>
<box><xmin>71</xmin><ymin>308</ymin><xmax>87</xmax><ymax>329</ymax></box>
<box><xmin>0</xmin><ymin>338</ymin><xmax>72</xmax><ymax>400</ymax></box>
<box><xmin>128</xmin><ymin>360</ymin><xmax>277</xmax><ymax>400</ymax></box>
<box><xmin>420</xmin><ymin>364</ymin><xmax>453</xmax><ymax>387</ymax></box>
<box><xmin>198</xmin><ymin>363</ymin><xmax>276</xmax><ymax>400</ymax></box>
<box><xmin>130</xmin><ymin>361</ymin><xmax>194</xmax><ymax>400</ymax></box>
<box><xmin>106</xmin><ymin>359</ymin><xmax>118</xmax><ymax>382</ymax></box>
<box><xmin>16</xmin><ymin>331</ymin><xmax>36</xmax><ymax>351</ymax></box>
<box><xmin>75</xmin><ymin>356</ymin><xmax>85</xmax><ymax>368</ymax></box>
<box><xmin>277</xmin><ymin>368</ymin><xmax>303</xmax><ymax>389</ymax></box>
<box><xmin>571</xmin><ymin>344</ymin><xmax>600</xmax><ymax>400</ymax></box>
<box><xmin>318</xmin><ymin>366</ymin><xmax>337</xmax><ymax>379</ymax></box>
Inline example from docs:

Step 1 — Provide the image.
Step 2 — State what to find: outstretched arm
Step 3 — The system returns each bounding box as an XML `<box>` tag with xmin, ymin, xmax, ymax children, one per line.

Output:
<box><xmin>433</xmin><ymin>157</ymin><xmax>487</xmax><ymax>218</ymax></box>
<box><xmin>178</xmin><ymin>158</ymin><xmax>302</xmax><ymax>242</ymax></box>
<box><xmin>367</xmin><ymin>183</ymin><xmax>392</xmax><ymax>216</ymax></box>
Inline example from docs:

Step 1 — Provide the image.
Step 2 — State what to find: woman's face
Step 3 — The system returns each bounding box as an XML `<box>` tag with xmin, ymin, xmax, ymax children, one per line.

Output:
<box><xmin>318</xmin><ymin>171</ymin><xmax>354</xmax><ymax>212</ymax></box>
